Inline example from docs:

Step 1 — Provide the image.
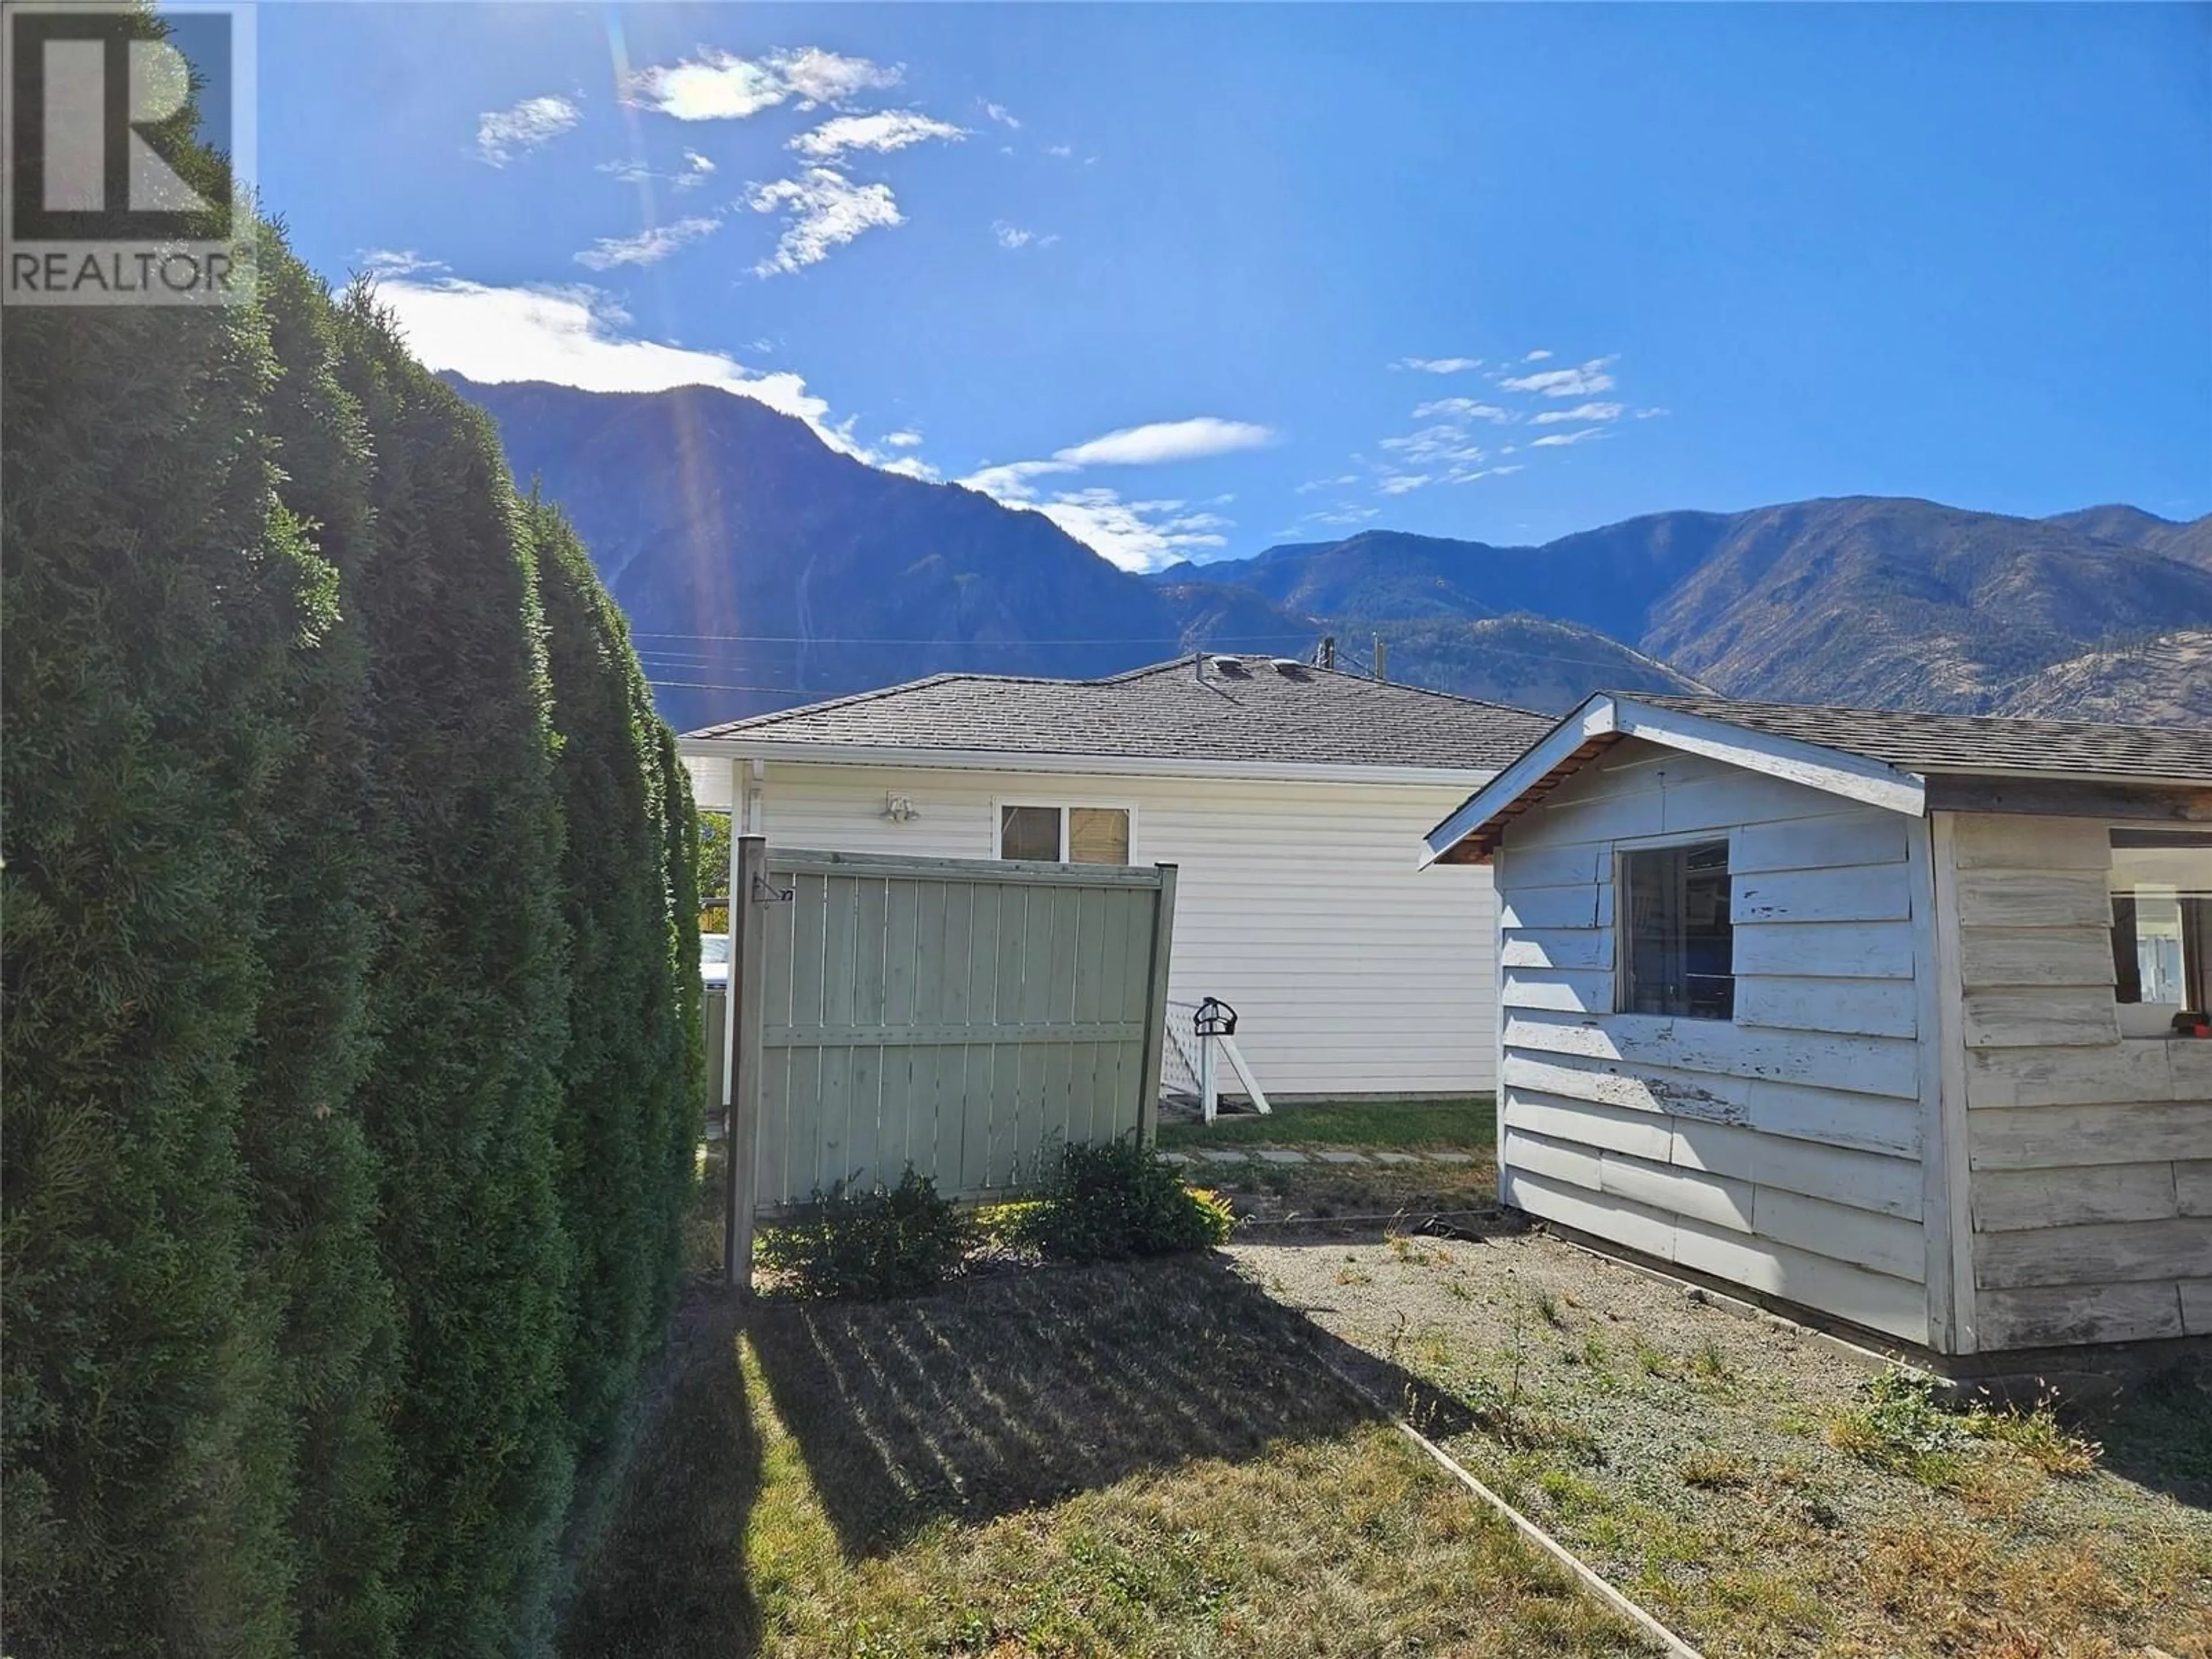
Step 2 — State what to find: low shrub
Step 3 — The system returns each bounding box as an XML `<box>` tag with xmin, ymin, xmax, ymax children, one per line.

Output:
<box><xmin>1825</xmin><ymin>1368</ymin><xmax>2101</xmax><ymax>1487</ymax></box>
<box><xmin>756</xmin><ymin>1169</ymin><xmax>971</xmax><ymax>1300</ymax></box>
<box><xmin>1014</xmin><ymin>1139</ymin><xmax>1235</xmax><ymax>1263</ymax></box>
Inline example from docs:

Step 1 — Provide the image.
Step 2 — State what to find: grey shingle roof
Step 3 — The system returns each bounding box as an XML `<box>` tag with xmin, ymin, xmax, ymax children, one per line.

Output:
<box><xmin>687</xmin><ymin>656</ymin><xmax>1552</xmax><ymax>771</ymax></box>
<box><xmin>1625</xmin><ymin>693</ymin><xmax>2212</xmax><ymax>783</ymax></box>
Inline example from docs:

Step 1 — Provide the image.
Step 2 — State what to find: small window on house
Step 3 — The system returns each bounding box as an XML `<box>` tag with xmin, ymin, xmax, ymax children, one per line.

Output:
<box><xmin>1620</xmin><ymin>840</ymin><xmax>1735</xmax><ymax>1020</ymax></box>
<box><xmin>2110</xmin><ymin>830</ymin><xmax>2212</xmax><ymax>1030</ymax></box>
<box><xmin>997</xmin><ymin>804</ymin><xmax>1131</xmax><ymax>865</ymax></box>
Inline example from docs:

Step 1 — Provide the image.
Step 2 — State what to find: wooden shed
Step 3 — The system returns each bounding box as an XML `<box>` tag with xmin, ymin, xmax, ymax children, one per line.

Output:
<box><xmin>1423</xmin><ymin>693</ymin><xmax>2212</xmax><ymax>1358</ymax></box>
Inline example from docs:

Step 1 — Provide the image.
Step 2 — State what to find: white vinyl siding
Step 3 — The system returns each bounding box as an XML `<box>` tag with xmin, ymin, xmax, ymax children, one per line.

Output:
<box><xmin>1493</xmin><ymin>737</ymin><xmax>1933</xmax><ymax>1345</ymax></box>
<box><xmin>700</xmin><ymin>758</ymin><xmax>1498</xmax><ymax>1099</ymax></box>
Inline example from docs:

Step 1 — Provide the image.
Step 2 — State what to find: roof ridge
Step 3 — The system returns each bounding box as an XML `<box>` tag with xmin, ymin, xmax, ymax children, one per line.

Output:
<box><xmin>1620</xmin><ymin>690</ymin><xmax>2204</xmax><ymax>744</ymax></box>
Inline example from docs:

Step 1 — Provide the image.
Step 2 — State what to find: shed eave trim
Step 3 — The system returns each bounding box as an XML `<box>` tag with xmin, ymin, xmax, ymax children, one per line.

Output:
<box><xmin>1609</xmin><ymin>697</ymin><xmax>1928</xmax><ymax>820</ymax></box>
<box><xmin>1420</xmin><ymin>693</ymin><xmax>1932</xmax><ymax>868</ymax></box>
<box><xmin>1420</xmin><ymin>696</ymin><xmax>1622</xmax><ymax>868</ymax></box>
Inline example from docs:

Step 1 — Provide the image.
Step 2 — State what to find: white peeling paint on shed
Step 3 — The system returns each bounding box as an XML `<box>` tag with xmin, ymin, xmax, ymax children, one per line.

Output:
<box><xmin>1944</xmin><ymin>812</ymin><xmax>2212</xmax><ymax>1348</ymax></box>
<box><xmin>1493</xmin><ymin>737</ymin><xmax>1934</xmax><ymax>1345</ymax></box>
<box><xmin>690</xmin><ymin>756</ymin><xmax>1498</xmax><ymax>1100</ymax></box>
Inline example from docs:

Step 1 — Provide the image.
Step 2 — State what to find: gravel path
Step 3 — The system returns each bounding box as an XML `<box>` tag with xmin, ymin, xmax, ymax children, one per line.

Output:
<box><xmin>1230</xmin><ymin>1224</ymin><xmax>2212</xmax><ymax>1659</ymax></box>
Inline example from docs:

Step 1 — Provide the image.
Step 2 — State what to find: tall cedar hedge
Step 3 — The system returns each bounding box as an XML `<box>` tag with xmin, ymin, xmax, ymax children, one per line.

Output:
<box><xmin>1</xmin><ymin>230</ymin><xmax>701</xmax><ymax>1658</ymax></box>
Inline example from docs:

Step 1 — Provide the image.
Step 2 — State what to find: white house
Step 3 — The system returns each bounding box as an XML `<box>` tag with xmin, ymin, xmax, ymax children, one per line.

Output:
<box><xmin>681</xmin><ymin>655</ymin><xmax>1552</xmax><ymax>1100</ymax></box>
<box><xmin>1423</xmin><ymin>691</ymin><xmax>2212</xmax><ymax>1356</ymax></box>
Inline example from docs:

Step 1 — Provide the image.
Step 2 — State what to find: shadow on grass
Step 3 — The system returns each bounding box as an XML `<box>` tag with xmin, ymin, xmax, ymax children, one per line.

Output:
<box><xmin>747</xmin><ymin>1251</ymin><xmax>1478</xmax><ymax>1559</ymax></box>
<box><xmin>2093</xmin><ymin>1353</ymin><xmax>2212</xmax><ymax>1511</ymax></box>
<box><xmin>559</xmin><ymin>1297</ymin><xmax>764</xmax><ymax>1659</ymax></box>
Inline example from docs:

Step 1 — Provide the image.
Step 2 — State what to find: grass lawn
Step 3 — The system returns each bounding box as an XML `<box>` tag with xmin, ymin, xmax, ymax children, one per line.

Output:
<box><xmin>561</xmin><ymin>1255</ymin><xmax>1653</xmax><ymax>1657</ymax></box>
<box><xmin>1157</xmin><ymin>1095</ymin><xmax>1495</xmax><ymax>1153</ymax></box>
<box><xmin>1161</xmin><ymin>1097</ymin><xmax>1501</xmax><ymax>1224</ymax></box>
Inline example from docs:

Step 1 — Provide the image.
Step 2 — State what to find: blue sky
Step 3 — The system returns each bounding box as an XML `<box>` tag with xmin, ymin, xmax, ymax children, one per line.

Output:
<box><xmin>257</xmin><ymin>2</ymin><xmax>2211</xmax><ymax>570</ymax></box>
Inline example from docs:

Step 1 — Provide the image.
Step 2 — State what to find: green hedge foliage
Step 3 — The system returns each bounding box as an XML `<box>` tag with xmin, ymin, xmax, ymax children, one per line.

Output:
<box><xmin>1</xmin><ymin>229</ymin><xmax>700</xmax><ymax>1658</ymax></box>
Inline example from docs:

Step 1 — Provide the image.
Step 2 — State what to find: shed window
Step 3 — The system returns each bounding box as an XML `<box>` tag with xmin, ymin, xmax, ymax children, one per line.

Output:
<box><xmin>1620</xmin><ymin>840</ymin><xmax>1735</xmax><ymax>1020</ymax></box>
<box><xmin>2111</xmin><ymin>830</ymin><xmax>2212</xmax><ymax>1027</ymax></box>
<box><xmin>997</xmin><ymin>804</ymin><xmax>1130</xmax><ymax>865</ymax></box>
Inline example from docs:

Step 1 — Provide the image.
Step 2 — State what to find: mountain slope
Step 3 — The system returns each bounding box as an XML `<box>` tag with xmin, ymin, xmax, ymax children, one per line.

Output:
<box><xmin>1997</xmin><ymin>630</ymin><xmax>2212</xmax><ymax>725</ymax></box>
<box><xmin>457</xmin><ymin>377</ymin><xmax>1185</xmax><ymax>731</ymax></box>
<box><xmin>1187</xmin><ymin>496</ymin><xmax>2212</xmax><ymax>718</ymax></box>
<box><xmin>2043</xmin><ymin>505</ymin><xmax>2212</xmax><ymax>573</ymax></box>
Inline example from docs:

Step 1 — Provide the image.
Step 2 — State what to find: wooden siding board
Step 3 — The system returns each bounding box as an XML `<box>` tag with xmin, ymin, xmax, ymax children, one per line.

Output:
<box><xmin>1957</xmin><ymin>926</ymin><xmax>2116</xmax><ymax>990</ymax></box>
<box><xmin>1951</xmin><ymin>869</ymin><xmax>2112</xmax><ymax>930</ymax></box>
<box><xmin>1671</xmin><ymin>1216</ymin><xmax>1929</xmax><ymax>1343</ymax></box>
<box><xmin>1963</xmin><ymin>1040</ymin><xmax>2177</xmax><ymax>1110</ymax></box>
<box><xmin>1948</xmin><ymin>815</ymin><xmax>2112</xmax><ymax>871</ymax></box>
<box><xmin>2177</xmin><ymin>1160</ymin><xmax>2212</xmax><ymax>1219</ymax></box>
<box><xmin>1502</xmin><ymin>969</ymin><xmax>1616</xmax><ymax>1014</ymax></box>
<box><xmin>1735</xmin><ymin>975</ymin><xmax>1918</xmax><ymax>1039</ymax></box>
<box><xmin>2182</xmin><ymin>1279</ymin><xmax>2212</xmax><ymax>1337</ymax></box>
<box><xmin>1969</xmin><ymin>1101</ymin><xmax>2212</xmax><ymax>1171</ymax></box>
<box><xmin>1732</xmin><ymin>921</ymin><xmax>1916</xmax><ymax>981</ymax></box>
<box><xmin>1961</xmin><ymin>988</ymin><xmax>2119</xmax><ymax>1050</ymax></box>
<box><xmin>1670</xmin><ymin>1119</ymin><xmax>1922</xmax><ymax>1218</ymax></box>
<box><xmin>1973</xmin><ymin>1217</ymin><xmax>2212</xmax><ymax>1290</ymax></box>
<box><xmin>1503</xmin><ymin>1092</ymin><xmax>1676</xmax><ymax>1163</ymax></box>
<box><xmin>1731</xmin><ymin>810</ymin><xmax>1909</xmax><ymax>874</ymax></box>
<box><xmin>1974</xmin><ymin>1165</ymin><xmax>2181</xmax><ymax>1232</ymax></box>
<box><xmin>1504</xmin><ymin>1010</ymin><xmax>1921</xmax><ymax>1103</ymax></box>
<box><xmin>1979</xmin><ymin>1283</ymin><xmax>2186</xmax><ymax>1347</ymax></box>
<box><xmin>1501</xmin><ymin>928</ymin><xmax>1613</xmax><ymax>971</ymax></box>
<box><xmin>1751</xmin><ymin>1188</ymin><xmax>1925</xmax><ymax>1282</ymax></box>
<box><xmin>1732</xmin><ymin>865</ymin><xmax>1912</xmax><ymax>925</ymax></box>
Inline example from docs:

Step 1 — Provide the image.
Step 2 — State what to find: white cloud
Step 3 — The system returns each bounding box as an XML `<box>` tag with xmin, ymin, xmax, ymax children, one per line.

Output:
<box><xmin>368</xmin><ymin>274</ymin><xmax>871</xmax><ymax>454</ymax></box>
<box><xmin>1306</xmin><ymin>503</ymin><xmax>1381</xmax><ymax>528</ymax></box>
<box><xmin>574</xmin><ymin>214</ymin><xmax>721</xmax><ymax>270</ymax></box>
<box><xmin>1499</xmin><ymin>356</ymin><xmax>1618</xmax><ymax>397</ymax></box>
<box><xmin>476</xmin><ymin>94</ymin><xmax>580</xmax><ymax>165</ymax></box>
<box><xmin>791</xmin><ymin>110</ymin><xmax>965</xmax><ymax>160</ymax></box>
<box><xmin>884</xmin><ymin>429</ymin><xmax>924</xmax><ymax>448</ymax></box>
<box><xmin>1530</xmin><ymin>427</ymin><xmax>1607</xmax><ymax>447</ymax></box>
<box><xmin>879</xmin><ymin>456</ymin><xmax>940</xmax><ymax>482</ymax></box>
<box><xmin>359</xmin><ymin>248</ymin><xmax>445</xmax><ymax>277</ymax></box>
<box><xmin>1393</xmin><ymin>355</ymin><xmax>1482</xmax><ymax>374</ymax></box>
<box><xmin>747</xmin><ymin>168</ymin><xmax>902</xmax><ymax>274</ymax></box>
<box><xmin>1046</xmin><ymin>143</ymin><xmax>1073</xmax><ymax>158</ymax></box>
<box><xmin>1411</xmin><ymin>397</ymin><xmax>1513</xmax><ymax>422</ymax></box>
<box><xmin>1052</xmin><ymin>416</ymin><xmax>1274</xmax><ymax>467</ymax></box>
<box><xmin>774</xmin><ymin>48</ymin><xmax>902</xmax><ymax>107</ymax></box>
<box><xmin>600</xmin><ymin>150</ymin><xmax>721</xmax><ymax>191</ymax></box>
<box><xmin>959</xmin><ymin>459</ymin><xmax>1078</xmax><ymax>501</ymax></box>
<box><xmin>1033</xmin><ymin>490</ymin><xmax>1232</xmax><ymax>573</ymax></box>
<box><xmin>1378</xmin><ymin>424</ymin><xmax>1487</xmax><ymax>466</ymax></box>
<box><xmin>983</xmin><ymin>100</ymin><xmax>1020</xmax><ymax>128</ymax></box>
<box><xmin>627</xmin><ymin>47</ymin><xmax>898</xmax><ymax>122</ymax></box>
<box><xmin>1377</xmin><ymin>474</ymin><xmax>1430</xmax><ymax>496</ymax></box>
<box><xmin>1529</xmin><ymin>401</ymin><xmax>1624</xmax><ymax>425</ymax></box>
<box><xmin>1636</xmin><ymin>407</ymin><xmax>1671</xmax><ymax>419</ymax></box>
<box><xmin>992</xmin><ymin>219</ymin><xmax>1057</xmax><ymax>251</ymax></box>
<box><xmin>1523</xmin><ymin>349</ymin><xmax>1554</xmax><ymax>362</ymax></box>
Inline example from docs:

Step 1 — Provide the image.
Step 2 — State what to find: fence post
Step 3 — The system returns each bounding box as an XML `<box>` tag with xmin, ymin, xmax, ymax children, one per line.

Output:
<box><xmin>1135</xmin><ymin>863</ymin><xmax>1178</xmax><ymax>1147</ymax></box>
<box><xmin>725</xmin><ymin>834</ymin><xmax>770</xmax><ymax>1291</ymax></box>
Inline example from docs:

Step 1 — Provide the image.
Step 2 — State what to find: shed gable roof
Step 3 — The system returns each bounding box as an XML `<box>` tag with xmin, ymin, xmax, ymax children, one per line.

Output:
<box><xmin>684</xmin><ymin>656</ymin><xmax>1552</xmax><ymax>774</ymax></box>
<box><xmin>1423</xmin><ymin>693</ymin><xmax>2212</xmax><ymax>865</ymax></box>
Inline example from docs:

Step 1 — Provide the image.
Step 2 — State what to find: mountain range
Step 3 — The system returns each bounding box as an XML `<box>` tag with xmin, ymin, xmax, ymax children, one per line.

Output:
<box><xmin>452</xmin><ymin>376</ymin><xmax>2212</xmax><ymax>732</ymax></box>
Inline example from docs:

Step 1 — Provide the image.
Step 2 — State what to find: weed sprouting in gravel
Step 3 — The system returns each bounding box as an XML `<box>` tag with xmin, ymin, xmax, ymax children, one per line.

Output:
<box><xmin>1679</xmin><ymin>1449</ymin><xmax>1752</xmax><ymax>1490</ymax></box>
